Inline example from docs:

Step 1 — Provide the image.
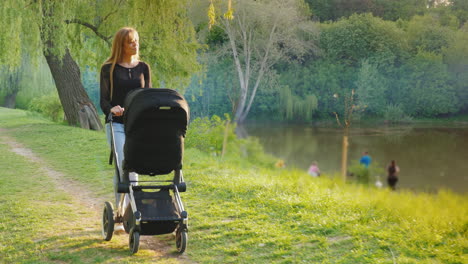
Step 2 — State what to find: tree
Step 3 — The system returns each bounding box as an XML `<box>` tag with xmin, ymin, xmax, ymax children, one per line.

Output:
<box><xmin>207</xmin><ymin>0</ymin><xmax>318</xmax><ymax>124</ymax></box>
<box><xmin>1</xmin><ymin>0</ymin><xmax>201</xmax><ymax>129</ymax></box>
<box><xmin>333</xmin><ymin>90</ymin><xmax>360</xmax><ymax>182</ymax></box>
<box><xmin>398</xmin><ymin>51</ymin><xmax>459</xmax><ymax>116</ymax></box>
<box><xmin>443</xmin><ymin>23</ymin><xmax>468</xmax><ymax>112</ymax></box>
<box><xmin>355</xmin><ymin>60</ymin><xmax>388</xmax><ymax>115</ymax></box>
<box><xmin>404</xmin><ymin>14</ymin><xmax>454</xmax><ymax>54</ymax></box>
<box><xmin>320</xmin><ymin>13</ymin><xmax>407</xmax><ymax>67</ymax></box>
<box><xmin>449</xmin><ymin>0</ymin><xmax>468</xmax><ymax>24</ymax></box>
<box><xmin>304</xmin><ymin>0</ymin><xmax>428</xmax><ymax>22</ymax></box>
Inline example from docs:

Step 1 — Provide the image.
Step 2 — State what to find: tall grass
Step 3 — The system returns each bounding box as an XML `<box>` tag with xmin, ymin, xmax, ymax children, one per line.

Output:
<box><xmin>1</xmin><ymin>107</ymin><xmax>466</xmax><ymax>263</ymax></box>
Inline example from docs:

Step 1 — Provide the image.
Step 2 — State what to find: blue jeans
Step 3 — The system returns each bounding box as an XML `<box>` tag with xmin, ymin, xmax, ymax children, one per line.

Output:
<box><xmin>105</xmin><ymin>123</ymin><xmax>138</xmax><ymax>209</ymax></box>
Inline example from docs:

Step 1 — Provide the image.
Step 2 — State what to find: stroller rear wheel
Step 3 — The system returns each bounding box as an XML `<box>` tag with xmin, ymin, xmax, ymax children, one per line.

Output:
<box><xmin>102</xmin><ymin>202</ymin><xmax>114</xmax><ymax>241</ymax></box>
<box><xmin>129</xmin><ymin>228</ymin><xmax>140</xmax><ymax>254</ymax></box>
<box><xmin>176</xmin><ymin>229</ymin><xmax>188</xmax><ymax>253</ymax></box>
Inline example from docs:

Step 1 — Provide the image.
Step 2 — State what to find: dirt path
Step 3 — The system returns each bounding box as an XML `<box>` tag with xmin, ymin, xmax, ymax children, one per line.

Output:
<box><xmin>0</xmin><ymin>128</ymin><xmax>193</xmax><ymax>263</ymax></box>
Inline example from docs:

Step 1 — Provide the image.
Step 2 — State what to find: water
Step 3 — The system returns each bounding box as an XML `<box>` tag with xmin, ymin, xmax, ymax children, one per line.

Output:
<box><xmin>244</xmin><ymin>122</ymin><xmax>468</xmax><ymax>194</ymax></box>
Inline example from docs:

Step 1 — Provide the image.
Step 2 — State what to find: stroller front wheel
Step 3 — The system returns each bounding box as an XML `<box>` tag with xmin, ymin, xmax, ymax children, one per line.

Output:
<box><xmin>129</xmin><ymin>228</ymin><xmax>140</xmax><ymax>254</ymax></box>
<box><xmin>176</xmin><ymin>229</ymin><xmax>188</xmax><ymax>253</ymax></box>
<box><xmin>102</xmin><ymin>202</ymin><xmax>114</xmax><ymax>241</ymax></box>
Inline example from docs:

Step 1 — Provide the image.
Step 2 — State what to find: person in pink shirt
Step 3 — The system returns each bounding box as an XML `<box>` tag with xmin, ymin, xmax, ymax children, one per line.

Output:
<box><xmin>308</xmin><ymin>161</ymin><xmax>321</xmax><ymax>177</ymax></box>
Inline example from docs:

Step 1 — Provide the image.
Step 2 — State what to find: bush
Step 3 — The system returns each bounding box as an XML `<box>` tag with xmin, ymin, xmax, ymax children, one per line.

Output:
<box><xmin>28</xmin><ymin>93</ymin><xmax>64</xmax><ymax>122</ymax></box>
<box><xmin>348</xmin><ymin>162</ymin><xmax>371</xmax><ymax>184</ymax></box>
<box><xmin>186</xmin><ymin>114</ymin><xmax>276</xmax><ymax>167</ymax></box>
<box><xmin>348</xmin><ymin>161</ymin><xmax>386</xmax><ymax>185</ymax></box>
<box><xmin>186</xmin><ymin>114</ymin><xmax>236</xmax><ymax>154</ymax></box>
<box><xmin>383</xmin><ymin>104</ymin><xmax>413</xmax><ymax>123</ymax></box>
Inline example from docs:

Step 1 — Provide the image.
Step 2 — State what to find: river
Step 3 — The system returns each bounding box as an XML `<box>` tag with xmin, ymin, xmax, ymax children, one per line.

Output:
<box><xmin>244</xmin><ymin>122</ymin><xmax>468</xmax><ymax>194</ymax></box>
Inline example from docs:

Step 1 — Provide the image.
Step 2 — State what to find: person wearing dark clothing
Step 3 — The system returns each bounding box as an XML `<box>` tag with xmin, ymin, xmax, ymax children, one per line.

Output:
<box><xmin>100</xmin><ymin>27</ymin><xmax>152</xmax><ymax>231</ymax></box>
<box><xmin>387</xmin><ymin>160</ymin><xmax>400</xmax><ymax>190</ymax></box>
<box><xmin>100</xmin><ymin>62</ymin><xmax>151</xmax><ymax>124</ymax></box>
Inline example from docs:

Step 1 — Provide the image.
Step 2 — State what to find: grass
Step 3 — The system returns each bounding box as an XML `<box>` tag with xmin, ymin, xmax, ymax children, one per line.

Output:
<box><xmin>0</xmin><ymin>107</ymin><xmax>467</xmax><ymax>263</ymax></box>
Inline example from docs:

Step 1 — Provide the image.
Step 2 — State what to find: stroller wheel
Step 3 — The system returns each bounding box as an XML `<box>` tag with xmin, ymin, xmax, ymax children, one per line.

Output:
<box><xmin>102</xmin><ymin>202</ymin><xmax>114</xmax><ymax>241</ymax></box>
<box><xmin>129</xmin><ymin>228</ymin><xmax>140</xmax><ymax>254</ymax></box>
<box><xmin>176</xmin><ymin>229</ymin><xmax>188</xmax><ymax>253</ymax></box>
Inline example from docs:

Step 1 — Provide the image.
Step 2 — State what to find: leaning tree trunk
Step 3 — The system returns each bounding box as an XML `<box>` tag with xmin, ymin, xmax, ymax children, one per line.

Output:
<box><xmin>44</xmin><ymin>47</ymin><xmax>103</xmax><ymax>130</ymax></box>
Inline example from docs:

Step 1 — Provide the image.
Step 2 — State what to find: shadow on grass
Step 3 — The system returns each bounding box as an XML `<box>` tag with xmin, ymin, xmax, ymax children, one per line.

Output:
<box><xmin>24</xmin><ymin>230</ymin><xmax>185</xmax><ymax>263</ymax></box>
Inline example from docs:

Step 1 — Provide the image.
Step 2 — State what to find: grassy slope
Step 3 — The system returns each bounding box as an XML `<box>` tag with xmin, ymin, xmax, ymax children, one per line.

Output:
<box><xmin>0</xmin><ymin>107</ymin><xmax>466</xmax><ymax>264</ymax></box>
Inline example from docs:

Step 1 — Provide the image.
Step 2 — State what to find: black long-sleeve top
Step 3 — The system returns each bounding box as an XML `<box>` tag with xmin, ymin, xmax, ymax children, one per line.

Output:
<box><xmin>100</xmin><ymin>61</ymin><xmax>151</xmax><ymax>123</ymax></box>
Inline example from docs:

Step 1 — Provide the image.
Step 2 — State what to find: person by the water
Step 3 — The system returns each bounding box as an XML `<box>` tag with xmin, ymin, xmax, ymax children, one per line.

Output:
<box><xmin>308</xmin><ymin>161</ymin><xmax>321</xmax><ymax>177</ymax></box>
<box><xmin>360</xmin><ymin>151</ymin><xmax>372</xmax><ymax>168</ymax></box>
<box><xmin>387</xmin><ymin>160</ymin><xmax>400</xmax><ymax>190</ymax></box>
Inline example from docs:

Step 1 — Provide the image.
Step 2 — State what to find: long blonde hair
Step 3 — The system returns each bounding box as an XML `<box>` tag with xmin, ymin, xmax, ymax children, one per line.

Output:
<box><xmin>103</xmin><ymin>27</ymin><xmax>140</xmax><ymax>99</ymax></box>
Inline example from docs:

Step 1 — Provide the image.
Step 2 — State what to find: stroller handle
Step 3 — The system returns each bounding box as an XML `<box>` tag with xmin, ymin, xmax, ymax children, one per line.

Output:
<box><xmin>107</xmin><ymin>113</ymin><xmax>114</xmax><ymax>123</ymax></box>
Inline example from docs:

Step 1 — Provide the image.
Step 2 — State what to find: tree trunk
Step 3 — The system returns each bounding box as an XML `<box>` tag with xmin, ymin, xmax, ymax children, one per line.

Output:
<box><xmin>43</xmin><ymin>48</ymin><xmax>103</xmax><ymax>130</ymax></box>
<box><xmin>341</xmin><ymin>128</ymin><xmax>349</xmax><ymax>182</ymax></box>
<box><xmin>40</xmin><ymin>1</ymin><xmax>102</xmax><ymax>130</ymax></box>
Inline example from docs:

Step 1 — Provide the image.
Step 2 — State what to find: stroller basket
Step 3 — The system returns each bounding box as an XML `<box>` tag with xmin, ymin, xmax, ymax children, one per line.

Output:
<box><xmin>133</xmin><ymin>190</ymin><xmax>181</xmax><ymax>235</ymax></box>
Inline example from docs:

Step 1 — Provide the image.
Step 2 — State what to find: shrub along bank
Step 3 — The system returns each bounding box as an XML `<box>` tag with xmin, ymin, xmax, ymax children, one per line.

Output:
<box><xmin>0</xmin><ymin>107</ymin><xmax>466</xmax><ymax>263</ymax></box>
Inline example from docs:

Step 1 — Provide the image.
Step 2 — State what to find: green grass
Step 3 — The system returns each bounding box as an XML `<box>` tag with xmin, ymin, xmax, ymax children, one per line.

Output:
<box><xmin>1</xmin><ymin>107</ymin><xmax>467</xmax><ymax>263</ymax></box>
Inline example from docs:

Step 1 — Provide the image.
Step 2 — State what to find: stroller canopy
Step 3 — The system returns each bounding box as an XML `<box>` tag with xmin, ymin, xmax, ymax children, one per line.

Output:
<box><xmin>123</xmin><ymin>88</ymin><xmax>190</xmax><ymax>175</ymax></box>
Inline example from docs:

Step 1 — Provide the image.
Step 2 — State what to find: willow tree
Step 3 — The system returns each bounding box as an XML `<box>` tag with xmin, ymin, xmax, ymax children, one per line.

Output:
<box><xmin>1</xmin><ymin>0</ymin><xmax>200</xmax><ymax>129</ymax></box>
<box><xmin>207</xmin><ymin>0</ymin><xmax>317</xmax><ymax>124</ymax></box>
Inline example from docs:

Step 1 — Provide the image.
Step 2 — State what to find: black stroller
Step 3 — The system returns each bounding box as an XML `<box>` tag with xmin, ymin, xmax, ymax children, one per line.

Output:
<box><xmin>101</xmin><ymin>88</ymin><xmax>189</xmax><ymax>254</ymax></box>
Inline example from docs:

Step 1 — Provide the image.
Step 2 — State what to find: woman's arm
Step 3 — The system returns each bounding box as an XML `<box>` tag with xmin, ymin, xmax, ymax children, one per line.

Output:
<box><xmin>100</xmin><ymin>65</ymin><xmax>113</xmax><ymax>117</ymax></box>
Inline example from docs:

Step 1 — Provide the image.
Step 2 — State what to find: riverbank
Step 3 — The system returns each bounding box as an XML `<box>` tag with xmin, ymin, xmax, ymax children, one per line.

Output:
<box><xmin>1</xmin><ymin>107</ymin><xmax>466</xmax><ymax>263</ymax></box>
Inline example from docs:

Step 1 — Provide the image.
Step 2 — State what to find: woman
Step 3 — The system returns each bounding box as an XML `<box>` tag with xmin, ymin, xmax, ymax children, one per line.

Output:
<box><xmin>387</xmin><ymin>160</ymin><xmax>400</xmax><ymax>190</ymax></box>
<box><xmin>100</xmin><ymin>27</ymin><xmax>152</xmax><ymax>216</ymax></box>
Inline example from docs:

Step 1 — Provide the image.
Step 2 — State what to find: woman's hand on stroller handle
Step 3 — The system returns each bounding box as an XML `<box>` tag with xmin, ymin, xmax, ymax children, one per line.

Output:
<box><xmin>111</xmin><ymin>105</ymin><xmax>125</xmax><ymax>116</ymax></box>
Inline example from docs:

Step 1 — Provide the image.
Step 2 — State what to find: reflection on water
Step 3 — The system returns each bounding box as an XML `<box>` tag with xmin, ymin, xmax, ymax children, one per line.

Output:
<box><xmin>244</xmin><ymin>123</ymin><xmax>468</xmax><ymax>194</ymax></box>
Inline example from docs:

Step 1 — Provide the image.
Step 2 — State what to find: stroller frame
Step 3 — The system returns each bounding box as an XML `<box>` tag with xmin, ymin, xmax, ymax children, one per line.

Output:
<box><xmin>102</xmin><ymin>114</ymin><xmax>188</xmax><ymax>254</ymax></box>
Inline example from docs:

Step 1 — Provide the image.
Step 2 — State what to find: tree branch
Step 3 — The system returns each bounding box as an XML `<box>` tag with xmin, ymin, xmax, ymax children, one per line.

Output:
<box><xmin>65</xmin><ymin>19</ymin><xmax>111</xmax><ymax>45</ymax></box>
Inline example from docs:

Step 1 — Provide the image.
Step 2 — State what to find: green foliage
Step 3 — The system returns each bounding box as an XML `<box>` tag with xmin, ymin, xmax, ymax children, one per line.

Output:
<box><xmin>279</xmin><ymin>85</ymin><xmax>318</xmax><ymax>121</ymax></box>
<box><xmin>278</xmin><ymin>60</ymin><xmax>356</xmax><ymax>119</ymax></box>
<box><xmin>191</xmin><ymin>8</ymin><xmax>468</xmax><ymax>122</ymax></box>
<box><xmin>305</xmin><ymin>0</ymin><xmax>428</xmax><ymax>21</ymax></box>
<box><xmin>442</xmin><ymin>23</ymin><xmax>468</xmax><ymax>111</ymax></box>
<box><xmin>320</xmin><ymin>13</ymin><xmax>407</xmax><ymax>67</ymax></box>
<box><xmin>186</xmin><ymin>114</ymin><xmax>234</xmax><ymax>154</ymax></box>
<box><xmin>2</xmin><ymin>0</ymin><xmax>202</xmax><ymax>92</ymax></box>
<box><xmin>398</xmin><ymin>51</ymin><xmax>459</xmax><ymax>116</ymax></box>
<box><xmin>348</xmin><ymin>162</ymin><xmax>370</xmax><ymax>184</ymax></box>
<box><xmin>81</xmin><ymin>66</ymin><xmax>100</xmax><ymax>114</ymax></box>
<box><xmin>185</xmin><ymin>57</ymin><xmax>235</xmax><ymax>119</ymax></box>
<box><xmin>348</xmin><ymin>161</ymin><xmax>385</xmax><ymax>185</ymax></box>
<box><xmin>0</xmin><ymin>56</ymin><xmax>56</xmax><ymax>110</ymax></box>
<box><xmin>404</xmin><ymin>14</ymin><xmax>455</xmax><ymax>54</ymax></box>
<box><xmin>28</xmin><ymin>93</ymin><xmax>64</xmax><ymax>122</ymax></box>
<box><xmin>355</xmin><ymin>60</ymin><xmax>388</xmax><ymax>116</ymax></box>
<box><xmin>186</xmin><ymin>114</ymin><xmax>276</xmax><ymax>167</ymax></box>
<box><xmin>383</xmin><ymin>104</ymin><xmax>413</xmax><ymax>123</ymax></box>
<box><xmin>447</xmin><ymin>0</ymin><xmax>468</xmax><ymax>24</ymax></box>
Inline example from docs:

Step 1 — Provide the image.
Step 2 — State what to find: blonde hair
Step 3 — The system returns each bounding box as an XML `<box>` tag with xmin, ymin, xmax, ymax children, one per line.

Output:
<box><xmin>103</xmin><ymin>27</ymin><xmax>140</xmax><ymax>99</ymax></box>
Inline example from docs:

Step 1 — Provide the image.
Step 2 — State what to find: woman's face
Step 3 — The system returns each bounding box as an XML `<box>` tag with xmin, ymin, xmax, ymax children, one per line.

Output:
<box><xmin>123</xmin><ymin>33</ymin><xmax>139</xmax><ymax>57</ymax></box>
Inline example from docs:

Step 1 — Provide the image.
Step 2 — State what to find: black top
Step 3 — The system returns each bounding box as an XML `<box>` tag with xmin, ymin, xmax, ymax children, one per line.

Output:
<box><xmin>100</xmin><ymin>61</ymin><xmax>151</xmax><ymax>123</ymax></box>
